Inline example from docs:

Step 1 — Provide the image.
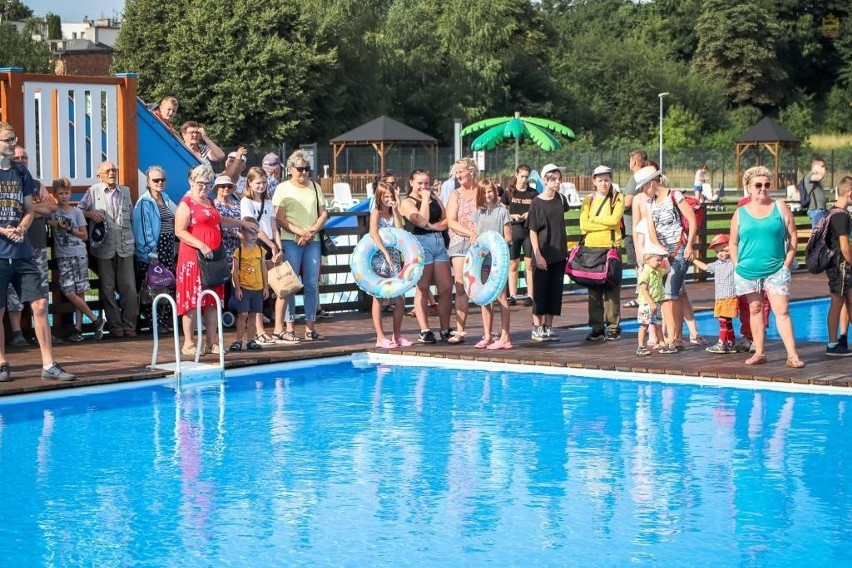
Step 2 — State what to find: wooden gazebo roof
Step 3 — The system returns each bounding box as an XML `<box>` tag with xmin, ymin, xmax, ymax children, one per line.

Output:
<box><xmin>329</xmin><ymin>116</ymin><xmax>437</xmax><ymax>178</ymax></box>
<box><xmin>734</xmin><ymin>117</ymin><xmax>800</xmax><ymax>190</ymax></box>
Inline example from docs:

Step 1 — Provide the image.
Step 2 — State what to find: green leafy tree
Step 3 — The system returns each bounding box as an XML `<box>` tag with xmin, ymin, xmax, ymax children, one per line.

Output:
<box><xmin>0</xmin><ymin>0</ymin><xmax>32</xmax><ymax>21</ymax></box>
<box><xmin>45</xmin><ymin>12</ymin><xmax>60</xmax><ymax>40</ymax></box>
<box><xmin>693</xmin><ymin>0</ymin><xmax>786</xmax><ymax>108</ymax></box>
<box><xmin>0</xmin><ymin>22</ymin><xmax>50</xmax><ymax>72</ymax></box>
<box><xmin>778</xmin><ymin>100</ymin><xmax>815</xmax><ymax>143</ymax></box>
<box><xmin>114</xmin><ymin>0</ymin><xmax>337</xmax><ymax>147</ymax></box>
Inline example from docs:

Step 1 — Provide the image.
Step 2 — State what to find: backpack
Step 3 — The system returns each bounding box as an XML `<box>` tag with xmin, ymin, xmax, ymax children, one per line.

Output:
<box><xmin>805</xmin><ymin>209</ymin><xmax>845</xmax><ymax>274</ymax></box>
<box><xmin>671</xmin><ymin>191</ymin><xmax>704</xmax><ymax>233</ymax></box>
<box><xmin>798</xmin><ymin>178</ymin><xmax>815</xmax><ymax>209</ymax></box>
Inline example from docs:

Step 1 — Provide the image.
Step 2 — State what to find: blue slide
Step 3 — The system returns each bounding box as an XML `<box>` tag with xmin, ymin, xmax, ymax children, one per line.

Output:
<box><xmin>136</xmin><ymin>100</ymin><xmax>200</xmax><ymax>203</ymax></box>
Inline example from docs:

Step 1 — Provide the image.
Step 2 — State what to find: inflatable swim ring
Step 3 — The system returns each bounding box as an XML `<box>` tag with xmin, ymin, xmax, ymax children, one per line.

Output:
<box><xmin>351</xmin><ymin>227</ymin><xmax>425</xmax><ymax>299</ymax></box>
<box><xmin>463</xmin><ymin>230</ymin><xmax>510</xmax><ymax>305</ymax></box>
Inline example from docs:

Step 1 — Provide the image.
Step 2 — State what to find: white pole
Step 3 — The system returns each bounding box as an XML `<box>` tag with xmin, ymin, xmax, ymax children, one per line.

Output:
<box><xmin>658</xmin><ymin>92</ymin><xmax>670</xmax><ymax>172</ymax></box>
<box><xmin>453</xmin><ymin>119</ymin><xmax>462</xmax><ymax>162</ymax></box>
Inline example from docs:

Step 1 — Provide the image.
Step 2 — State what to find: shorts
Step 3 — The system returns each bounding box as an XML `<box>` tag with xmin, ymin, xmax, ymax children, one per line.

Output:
<box><xmin>826</xmin><ymin>261</ymin><xmax>852</xmax><ymax>296</ymax></box>
<box><xmin>714</xmin><ymin>296</ymin><xmax>738</xmax><ymax>318</ymax></box>
<box><xmin>5</xmin><ymin>248</ymin><xmax>48</xmax><ymax>311</ymax></box>
<box><xmin>448</xmin><ymin>238</ymin><xmax>470</xmax><ymax>258</ymax></box>
<box><xmin>57</xmin><ymin>255</ymin><xmax>92</xmax><ymax>294</ymax></box>
<box><xmin>414</xmin><ymin>232</ymin><xmax>449</xmax><ymax>265</ymax></box>
<box><xmin>237</xmin><ymin>288</ymin><xmax>264</xmax><ymax>314</ymax></box>
<box><xmin>734</xmin><ymin>265</ymin><xmax>791</xmax><ymax>297</ymax></box>
<box><xmin>663</xmin><ymin>253</ymin><xmax>688</xmax><ymax>300</ymax></box>
<box><xmin>509</xmin><ymin>225</ymin><xmax>532</xmax><ymax>260</ymax></box>
<box><xmin>0</xmin><ymin>257</ymin><xmax>48</xmax><ymax>310</ymax></box>
<box><xmin>637</xmin><ymin>304</ymin><xmax>662</xmax><ymax>325</ymax></box>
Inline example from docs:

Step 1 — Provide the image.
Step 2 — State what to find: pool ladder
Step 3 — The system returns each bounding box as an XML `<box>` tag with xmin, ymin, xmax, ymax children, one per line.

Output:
<box><xmin>149</xmin><ymin>290</ymin><xmax>225</xmax><ymax>388</ymax></box>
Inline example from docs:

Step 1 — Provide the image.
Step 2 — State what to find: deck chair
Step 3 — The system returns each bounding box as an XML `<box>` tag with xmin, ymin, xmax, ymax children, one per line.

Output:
<box><xmin>331</xmin><ymin>182</ymin><xmax>359</xmax><ymax>210</ymax></box>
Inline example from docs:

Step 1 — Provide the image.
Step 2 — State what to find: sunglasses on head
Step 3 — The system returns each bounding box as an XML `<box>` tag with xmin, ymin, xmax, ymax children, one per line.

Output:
<box><xmin>752</xmin><ymin>182</ymin><xmax>771</xmax><ymax>190</ymax></box>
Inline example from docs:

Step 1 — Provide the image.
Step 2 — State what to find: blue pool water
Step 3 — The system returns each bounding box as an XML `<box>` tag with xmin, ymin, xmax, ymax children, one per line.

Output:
<box><xmin>1</xmin><ymin>359</ymin><xmax>851</xmax><ymax>566</ymax></box>
<box><xmin>622</xmin><ymin>297</ymin><xmax>830</xmax><ymax>342</ymax></box>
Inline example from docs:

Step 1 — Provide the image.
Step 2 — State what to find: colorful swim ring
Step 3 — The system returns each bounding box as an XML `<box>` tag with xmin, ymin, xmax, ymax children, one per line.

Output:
<box><xmin>351</xmin><ymin>227</ymin><xmax>425</xmax><ymax>299</ymax></box>
<box><xmin>463</xmin><ymin>230</ymin><xmax>510</xmax><ymax>305</ymax></box>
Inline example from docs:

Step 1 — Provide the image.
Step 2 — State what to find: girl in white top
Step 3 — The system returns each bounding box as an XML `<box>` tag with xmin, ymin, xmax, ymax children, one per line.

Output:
<box><xmin>239</xmin><ymin>167</ymin><xmax>282</xmax><ymax>343</ymax></box>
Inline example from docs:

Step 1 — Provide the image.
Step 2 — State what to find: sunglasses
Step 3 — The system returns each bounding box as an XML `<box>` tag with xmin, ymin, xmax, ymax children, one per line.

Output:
<box><xmin>293</xmin><ymin>166</ymin><xmax>311</xmax><ymax>173</ymax></box>
<box><xmin>150</xmin><ymin>178</ymin><xmax>166</xmax><ymax>183</ymax></box>
<box><xmin>752</xmin><ymin>182</ymin><xmax>771</xmax><ymax>190</ymax></box>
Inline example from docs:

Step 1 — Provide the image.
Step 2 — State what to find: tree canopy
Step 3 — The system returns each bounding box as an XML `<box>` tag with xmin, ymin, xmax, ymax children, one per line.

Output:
<box><xmin>109</xmin><ymin>0</ymin><xmax>852</xmax><ymax>149</ymax></box>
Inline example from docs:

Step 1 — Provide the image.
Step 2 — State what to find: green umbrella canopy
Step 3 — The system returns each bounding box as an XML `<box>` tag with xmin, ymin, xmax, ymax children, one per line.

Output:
<box><xmin>460</xmin><ymin>114</ymin><xmax>576</xmax><ymax>152</ymax></box>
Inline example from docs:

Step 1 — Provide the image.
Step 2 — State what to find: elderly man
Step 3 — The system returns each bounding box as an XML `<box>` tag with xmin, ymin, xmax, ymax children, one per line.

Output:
<box><xmin>262</xmin><ymin>153</ymin><xmax>282</xmax><ymax>198</ymax></box>
<box><xmin>0</xmin><ymin>122</ymin><xmax>75</xmax><ymax>381</ymax></box>
<box><xmin>78</xmin><ymin>161</ymin><xmax>138</xmax><ymax>337</ymax></box>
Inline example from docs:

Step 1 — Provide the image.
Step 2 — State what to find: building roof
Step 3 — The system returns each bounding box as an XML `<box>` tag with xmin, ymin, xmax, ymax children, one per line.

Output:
<box><xmin>60</xmin><ymin>38</ymin><xmax>113</xmax><ymax>52</ymax></box>
<box><xmin>735</xmin><ymin>116</ymin><xmax>800</xmax><ymax>143</ymax></box>
<box><xmin>330</xmin><ymin>116</ymin><xmax>437</xmax><ymax>144</ymax></box>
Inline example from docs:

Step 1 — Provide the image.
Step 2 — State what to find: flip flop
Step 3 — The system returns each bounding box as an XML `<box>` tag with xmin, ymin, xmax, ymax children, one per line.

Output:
<box><xmin>475</xmin><ymin>339</ymin><xmax>491</xmax><ymax>349</ymax></box>
<box><xmin>786</xmin><ymin>357</ymin><xmax>805</xmax><ymax>368</ymax></box>
<box><xmin>486</xmin><ymin>341</ymin><xmax>513</xmax><ymax>350</ymax></box>
<box><xmin>623</xmin><ymin>299</ymin><xmax>639</xmax><ymax>308</ymax></box>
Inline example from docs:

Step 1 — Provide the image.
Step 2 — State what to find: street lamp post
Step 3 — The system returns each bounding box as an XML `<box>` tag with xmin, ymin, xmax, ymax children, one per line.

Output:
<box><xmin>658</xmin><ymin>92</ymin><xmax>670</xmax><ymax>172</ymax></box>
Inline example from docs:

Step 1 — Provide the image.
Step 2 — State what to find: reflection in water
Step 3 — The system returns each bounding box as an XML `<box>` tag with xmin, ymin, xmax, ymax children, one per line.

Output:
<box><xmin>1</xmin><ymin>365</ymin><xmax>851</xmax><ymax>565</ymax></box>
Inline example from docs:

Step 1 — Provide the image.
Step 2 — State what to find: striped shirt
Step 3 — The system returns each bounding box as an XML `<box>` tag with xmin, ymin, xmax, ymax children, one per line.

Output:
<box><xmin>650</xmin><ymin>190</ymin><xmax>685</xmax><ymax>249</ymax></box>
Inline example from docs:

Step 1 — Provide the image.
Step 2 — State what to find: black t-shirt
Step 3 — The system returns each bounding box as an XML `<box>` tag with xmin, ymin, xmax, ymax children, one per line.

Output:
<box><xmin>502</xmin><ymin>186</ymin><xmax>539</xmax><ymax>224</ymax></box>
<box><xmin>525</xmin><ymin>193</ymin><xmax>569</xmax><ymax>264</ymax></box>
<box><xmin>828</xmin><ymin>207</ymin><xmax>851</xmax><ymax>253</ymax></box>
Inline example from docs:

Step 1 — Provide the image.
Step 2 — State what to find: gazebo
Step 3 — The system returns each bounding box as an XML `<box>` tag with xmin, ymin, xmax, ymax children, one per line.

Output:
<box><xmin>734</xmin><ymin>117</ymin><xmax>800</xmax><ymax>191</ymax></box>
<box><xmin>329</xmin><ymin>116</ymin><xmax>438</xmax><ymax>179</ymax></box>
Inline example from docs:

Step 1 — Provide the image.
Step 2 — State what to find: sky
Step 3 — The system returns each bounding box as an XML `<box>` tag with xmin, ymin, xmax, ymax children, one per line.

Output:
<box><xmin>25</xmin><ymin>0</ymin><xmax>125</xmax><ymax>21</ymax></box>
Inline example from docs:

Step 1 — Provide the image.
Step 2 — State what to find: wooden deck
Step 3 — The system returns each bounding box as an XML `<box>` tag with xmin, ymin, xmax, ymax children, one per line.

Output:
<box><xmin>0</xmin><ymin>272</ymin><xmax>847</xmax><ymax>398</ymax></box>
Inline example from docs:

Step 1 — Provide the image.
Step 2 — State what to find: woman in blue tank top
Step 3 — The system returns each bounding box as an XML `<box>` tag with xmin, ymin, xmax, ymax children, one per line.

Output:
<box><xmin>729</xmin><ymin>166</ymin><xmax>803</xmax><ymax>368</ymax></box>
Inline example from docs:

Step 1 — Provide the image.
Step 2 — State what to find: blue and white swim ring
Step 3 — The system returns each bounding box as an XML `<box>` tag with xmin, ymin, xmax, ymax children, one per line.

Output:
<box><xmin>463</xmin><ymin>230</ymin><xmax>510</xmax><ymax>305</ymax></box>
<box><xmin>351</xmin><ymin>227</ymin><xmax>425</xmax><ymax>299</ymax></box>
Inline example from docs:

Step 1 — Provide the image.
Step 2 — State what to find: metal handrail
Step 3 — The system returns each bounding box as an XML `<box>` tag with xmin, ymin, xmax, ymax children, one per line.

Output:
<box><xmin>150</xmin><ymin>293</ymin><xmax>181</xmax><ymax>375</ymax></box>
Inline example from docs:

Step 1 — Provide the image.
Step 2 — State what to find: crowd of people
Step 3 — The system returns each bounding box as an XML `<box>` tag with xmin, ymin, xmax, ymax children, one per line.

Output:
<box><xmin>4</xmin><ymin>104</ymin><xmax>849</xmax><ymax>381</ymax></box>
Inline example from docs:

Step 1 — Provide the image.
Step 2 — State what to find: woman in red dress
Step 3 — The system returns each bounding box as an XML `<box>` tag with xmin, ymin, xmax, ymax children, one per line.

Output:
<box><xmin>175</xmin><ymin>165</ymin><xmax>252</xmax><ymax>356</ymax></box>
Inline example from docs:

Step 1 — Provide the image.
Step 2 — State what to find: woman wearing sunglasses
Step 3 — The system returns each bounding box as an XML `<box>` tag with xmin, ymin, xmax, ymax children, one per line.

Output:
<box><xmin>133</xmin><ymin>166</ymin><xmax>178</xmax><ymax>332</ymax></box>
<box><xmin>272</xmin><ymin>150</ymin><xmax>328</xmax><ymax>342</ymax></box>
<box><xmin>729</xmin><ymin>166</ymin><xmax>803</xmax><ymax>368</ymax></box>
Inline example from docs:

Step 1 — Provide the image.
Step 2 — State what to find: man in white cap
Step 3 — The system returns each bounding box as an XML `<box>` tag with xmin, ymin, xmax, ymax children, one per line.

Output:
<box><xmin>526</xmin><ymin>163</ymin><xmax>569</xmax><ymax>342</ymax></box>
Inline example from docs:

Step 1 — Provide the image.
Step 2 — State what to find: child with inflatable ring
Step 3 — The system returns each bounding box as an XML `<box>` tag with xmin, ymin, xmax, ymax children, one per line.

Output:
<box><xmin>466</xmin><ymin>179</ymin><xmax>512</xmax><ymax>350</ymax></box>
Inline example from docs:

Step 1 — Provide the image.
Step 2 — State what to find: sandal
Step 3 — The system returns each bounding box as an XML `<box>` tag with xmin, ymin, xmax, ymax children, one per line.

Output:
<box><xmin>689</xmin><ymin>335</ymin><xmax>708</xmax><ymax>345</ymax></box>
<box><xmin>786</xmin><ymin>356</ymin><xmax>805</xmax><ymax>368</ymax></box>
<box><xmin>304</xmin><ymin>329</ymin><xmax>322</xmax><ymax>341</ymax></box>
<box><xmin>486</xmin><ymin>341</ymin><xmax>513</xmax><ymax>350</ymax></box>
<box><xmin>376</xmin><ymin>338</ymin><xmax>397</xmax><ymax>349</ymax></box>
<box><xmin>255</xmin><ymin>332</ymin><xmax>279</xmax><ymax>345</ymax></box>
<box><xmin>246</xmin><ymin>339</ymin><xmax>263</xmax><ymax>351</ymax></box>
<box><xmin>745</xmin><ymin>353</ymin><xmax>767</xmax><ymax>365</ymax></box>
<box><xmin>475</xmin><ymin>339</ymin><xmax>491</xmax><ymax>349</ymax></box>
<box><xmin>395</xmin><ymin>337</ymin><xmax>413</xmax><ymax>347</ymax></box>
<box><xmin>229</xmin><ymin>340</ymin><xmax>243</xmax><ymax>352</ymax></box>
<box><xmin>274</xmin><ymin>331</ymin><xmax>300</xmax><ymax>344</ymax></box>
<box><xmin>623</xmin><ymin>299</ymin><xmax>639</xmax><ymax>308</ymax></box>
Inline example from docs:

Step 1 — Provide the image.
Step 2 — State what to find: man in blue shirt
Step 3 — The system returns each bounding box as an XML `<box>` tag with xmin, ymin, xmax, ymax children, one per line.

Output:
<box><xmin>0</xmin><ymin>122</ymin><xmax>75</xmax><ymax>382</ymax></box>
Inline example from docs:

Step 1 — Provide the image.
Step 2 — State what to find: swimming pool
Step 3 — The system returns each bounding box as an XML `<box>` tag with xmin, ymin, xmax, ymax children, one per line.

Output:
<box><xmin>621</xmin><ymin>297</ymin><xmax>831</xmax><ymax>343</ymax></box>
<box><xmin>1</xmin><ymin>356</ymin><xmax>850</xmax><ymax>566</ymax></box>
